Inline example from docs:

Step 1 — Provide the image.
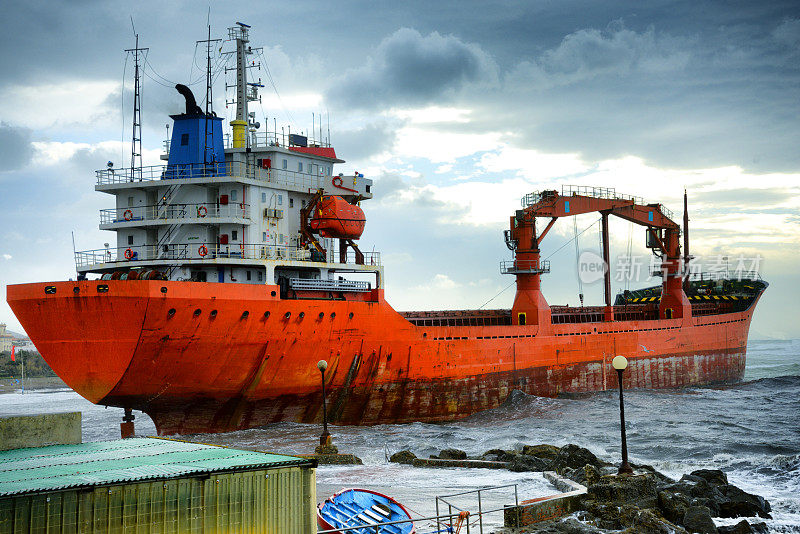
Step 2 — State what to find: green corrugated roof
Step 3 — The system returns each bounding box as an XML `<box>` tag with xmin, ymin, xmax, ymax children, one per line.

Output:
<box><xmin>0</xmin><ymin>437</ymin><xmax>314</xmax><ymax>497</ymax></box>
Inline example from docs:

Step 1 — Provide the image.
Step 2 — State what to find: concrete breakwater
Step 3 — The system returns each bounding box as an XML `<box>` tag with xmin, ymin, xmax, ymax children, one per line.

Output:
<box><xmin>391</xmin><ymin>443</ymin><xmax>772</xmax><ymax>533</ymax></box>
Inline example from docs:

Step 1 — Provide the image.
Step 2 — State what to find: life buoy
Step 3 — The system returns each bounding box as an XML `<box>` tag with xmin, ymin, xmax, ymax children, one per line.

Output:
<box><xmin>197</xmin><ymin>206</ymin><xmax>207</xmax><ymax>218</ymax></box>
<box><xmin>123</xmin><ymin>209</ymin><xmax>133</xmax><ymax>221</ymax></box>
<box><xmin>198</xmin><ymin>245</ymin><xmax>208</xmax><ymax>257</ymax></box>
<box><xmin>124</xmin><ymin>248</ymin><xmax>133</xmax><ymax>260</ymax></box>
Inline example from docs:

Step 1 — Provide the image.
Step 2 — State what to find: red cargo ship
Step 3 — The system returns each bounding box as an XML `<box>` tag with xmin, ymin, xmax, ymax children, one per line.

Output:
<box><xmin>6</xmin><ymin>24</ymin><xmax>766</xmax><ymax>435</ymax></box>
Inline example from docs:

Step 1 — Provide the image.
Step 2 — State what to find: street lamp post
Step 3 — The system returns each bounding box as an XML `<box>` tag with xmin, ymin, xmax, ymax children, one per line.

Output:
<box><xmin>612</xmin><ymin>355</ymin><xmax>633</xmax><ymax>475</ymax></box>
<box><xmin>317</xmin><ymin>360</ymin><xmax>331</xmax><ymax>447</ymax></box>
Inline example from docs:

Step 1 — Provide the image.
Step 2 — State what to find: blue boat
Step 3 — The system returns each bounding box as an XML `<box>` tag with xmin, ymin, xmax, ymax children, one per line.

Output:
<box><xmin>318</xmin><ymin>488</ymin><xmax>416</xmax><ymax>533</ymax></box>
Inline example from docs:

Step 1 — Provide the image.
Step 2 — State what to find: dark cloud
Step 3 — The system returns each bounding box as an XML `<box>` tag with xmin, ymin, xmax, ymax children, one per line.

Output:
<box><xmin>466</xmin><ymin>17</ymin><xmax>800</xmax><ymax>173</ymax></box>
<box><xmin>327</xmin><ymin>28</ymin><xmax>497</xmax><ymax>110</ymax></box>
<box><xmin>0</xmin><ymin>123</ymin><xmax>34</xmax><ymax>171</ymax></box>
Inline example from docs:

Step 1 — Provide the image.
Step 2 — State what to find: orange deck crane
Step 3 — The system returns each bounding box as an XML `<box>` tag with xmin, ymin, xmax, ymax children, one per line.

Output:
<box><xmin>504</xmin><ymin>186</ymin><xmax>690</xmax><ymax>328</ymax></box>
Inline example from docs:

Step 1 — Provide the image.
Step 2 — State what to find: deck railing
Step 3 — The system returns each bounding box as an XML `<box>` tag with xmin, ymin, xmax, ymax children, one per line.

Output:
<box><xmin>99</xmin><ymin>202</ymin><xmax>250</xmax><ymax>225</ymax></box>
<box><xmin>522</xmin><ymin>185</ymin><xmax>674</xmax><ymax>220</ymax></box>
<box><xmin>75</xmin><ymin>243</ymin><xmax>381</xmax><ymax>269</ymax></box>
<box><xmin>500</xmin><ymin>259</ymin><xmax>551</xmax><ymax>275</ymax></box>
<box><xmin>96</xmin><ymin>160</ymin><xmax>330</xmax><ymax>191</ymax></box>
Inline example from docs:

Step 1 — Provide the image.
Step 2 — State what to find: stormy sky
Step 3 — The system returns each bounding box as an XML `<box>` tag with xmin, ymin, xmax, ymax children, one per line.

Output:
<box><xmin>0</xmin><ymin>1</ymin><xmax>798</xmax><ymax>338</ymax></box>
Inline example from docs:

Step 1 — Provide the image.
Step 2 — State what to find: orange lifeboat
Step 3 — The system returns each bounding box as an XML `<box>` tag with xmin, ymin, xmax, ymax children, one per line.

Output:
<box><xmin>309</xmin><ymin>195</ymin><xmax>366</xmax><ymax>239</ymax></box>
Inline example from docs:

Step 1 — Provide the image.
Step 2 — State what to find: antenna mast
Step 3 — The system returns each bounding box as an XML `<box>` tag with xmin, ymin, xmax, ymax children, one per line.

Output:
<box><xmin>224</xmin><ymin>22</ymin><xmax>261</xmax><ymax>149</ymax></box>
<box><xmin>125</xmin><ymin>34</ymin><xmax>148</xmax><ymax>181</ymax></box>
<box><xmin>198</xmin><ymin>26</ymin><xmax>221</xmax><ymax>165</ymax></box>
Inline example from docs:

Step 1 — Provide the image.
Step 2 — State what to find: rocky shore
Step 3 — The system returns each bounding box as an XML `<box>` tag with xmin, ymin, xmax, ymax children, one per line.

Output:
<box><xmin>390</xmin><ymin>444</ymin><xmax>771</xmax><ymax>533</ymax></box>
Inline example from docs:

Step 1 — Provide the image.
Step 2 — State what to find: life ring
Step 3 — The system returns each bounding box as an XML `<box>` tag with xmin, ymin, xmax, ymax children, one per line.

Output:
<box><xmin>124</xmin><ymin>248</ymin><xmax>133</xmax><ymax>260</ymax></box>
<box><xmin>198</xmin><ymin>245</ymin><xmax>208</xmax><ymax>257</ymax></box>
<box><xmin>197</xmin><ymin>206</ymin><xmax>207</xmax><ymax>218</ymax></box>
<box><xmin>123</xmin><ymin>209</ymin><xmax>133</xmax><ymax>221</ymax></box>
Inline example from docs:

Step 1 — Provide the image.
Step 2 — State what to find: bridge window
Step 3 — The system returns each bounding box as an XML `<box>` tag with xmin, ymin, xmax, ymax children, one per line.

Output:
<box><xmin>298</xmin><ymin>162</ymin><xmax>303</xmax><ymax>172</ymax></box>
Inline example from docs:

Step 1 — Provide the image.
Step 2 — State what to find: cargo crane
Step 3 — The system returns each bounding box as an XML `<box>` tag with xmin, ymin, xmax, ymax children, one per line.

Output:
<box><xmin>504</xmin><ymin>186</ymin><xmax>690</xmax><ymax>328</ymax></box>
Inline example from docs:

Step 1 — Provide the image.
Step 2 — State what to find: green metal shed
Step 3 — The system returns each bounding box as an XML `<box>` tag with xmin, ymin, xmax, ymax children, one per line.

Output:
<box><xmin>0</xmin><ymin>437</ymin><xmax>317</xmax><ymax>534</ymax></box>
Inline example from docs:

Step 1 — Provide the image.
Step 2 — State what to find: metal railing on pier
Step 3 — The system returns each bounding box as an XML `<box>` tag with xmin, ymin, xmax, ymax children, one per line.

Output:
<box><xmin>318</xmin><ymin>487</ymin><xmax>518</xmax><ymax>534</ymax></box>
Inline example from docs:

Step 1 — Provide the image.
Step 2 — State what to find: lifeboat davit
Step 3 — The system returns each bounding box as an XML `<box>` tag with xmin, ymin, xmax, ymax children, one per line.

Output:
<box><xmin>310</xmin><ymin>195</ymin><xmax>366</xmax><ymax>239</ymax></box>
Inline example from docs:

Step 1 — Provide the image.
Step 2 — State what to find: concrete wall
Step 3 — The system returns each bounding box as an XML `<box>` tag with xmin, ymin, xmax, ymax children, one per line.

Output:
<box><xmin>0</xmin><ymin>412</ymin><xmax>81</xmax><ymax>450</ymax></box>
<box><xmin>504</xmin><ymin>472</ymin><xmax>587</xmax><ymax>527</ymax></box>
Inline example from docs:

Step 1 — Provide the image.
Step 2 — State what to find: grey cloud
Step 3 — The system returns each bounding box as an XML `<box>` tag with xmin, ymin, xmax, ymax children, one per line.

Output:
<box><xmin>332</xmin><ymin>120</ymin><xmax>401</xmax><ymax>162</ymax></box>
<box><xmin>474</xmin><ymin>18</ymin><xmax>800</xmax><ymax>173</ymax></box>
<box><xmin>531</xmin><ymin>21</ymin><xmax>692</xmax><ymax>84</ymax></box>
<box><xmin>327</xmin><ymin>28</ymin><xmax>497</xmax><ymax>110</ymax></box>
<box><xmin>773</xmin><ymin>18</ymin><xmax>800</xmax><ymax>47</ymax></box>
<box><xmin>370</xmin><ymin>172</ymin><xmax>408</xmax><ymax>201</ymax></box>
<box><xmin>693</xmin><ymin>188</ymin><xmax>798</xmax><ymax>207</ymax></box>
<box><xmin>0</xmin><ymin>123</ymin><xmax>34</xmax><ymax>171</ymax></box>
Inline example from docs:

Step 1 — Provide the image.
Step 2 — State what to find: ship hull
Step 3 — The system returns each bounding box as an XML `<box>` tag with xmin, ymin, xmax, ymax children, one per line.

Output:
<box><xmin>7</xmin><ymin>280</ymin><xmax>759</xmax><ymax>435</ymax></box>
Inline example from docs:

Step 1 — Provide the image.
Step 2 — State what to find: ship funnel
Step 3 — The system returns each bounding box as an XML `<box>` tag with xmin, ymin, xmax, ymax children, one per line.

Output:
<box><xmin>165</xmin><ymin>84</ymin><xmax>226</xmax><ymax>171</ymax></box>
<box><xmin>175</xmin><ymin>84</ymin><xmax>203</xmax><ymax>116</ymax></box>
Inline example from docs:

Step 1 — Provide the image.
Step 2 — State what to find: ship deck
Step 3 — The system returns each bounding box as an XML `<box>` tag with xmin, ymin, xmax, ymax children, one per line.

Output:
<box><xmin>399</xmin><ymin>295</ymin><xmax>756</xmax><ymax>327</ymax></box>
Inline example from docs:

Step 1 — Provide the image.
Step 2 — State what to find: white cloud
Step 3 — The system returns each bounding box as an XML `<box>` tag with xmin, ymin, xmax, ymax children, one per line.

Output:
<box><xmin>31</xmin><ymin>141</ymin><xmax>163</xmax><ymax>168</ymax></box>
<box><xmin>394</xmin><ymin>125</ymin><xmax>503</xmax><ymax>163</ymax></box>
<box><xmin>478</xmin><ymin>145</ymin><xmax>589</xmax><ymax>179</ymax></box>
<box><xmin>2</xmin><ymin>254</ymin><xmax>11</xmax><ymax>260</ymax></box>
<box><xmin>0</xmin><ymin>80</ymin><xmax>119</xmax><ymax>129</ymax></box>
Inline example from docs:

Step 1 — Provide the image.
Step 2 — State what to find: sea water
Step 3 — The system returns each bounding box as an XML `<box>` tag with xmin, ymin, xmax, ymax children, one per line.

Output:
<box><xmin>1</xmin><ymin>339</ymin><xmax>798</xmax><ymax>532</ymax></box>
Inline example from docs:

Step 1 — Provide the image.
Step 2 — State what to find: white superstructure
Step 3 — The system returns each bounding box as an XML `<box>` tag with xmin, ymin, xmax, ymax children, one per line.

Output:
<box><xmin>75</xmin><ymin>23</ymin><xmax>379</xmax><ymax>292</ymax></box>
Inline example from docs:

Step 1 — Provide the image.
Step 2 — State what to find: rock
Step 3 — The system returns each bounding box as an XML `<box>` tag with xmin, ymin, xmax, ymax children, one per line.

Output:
<box><xmin>683</xmin><ymin>505</ymin><xmax>718</xmax><ymax>533</ymax></box>
<box><xmin>658</xmin><ymin>488</ymin><xmax>692</xmax><ymax>524</ymax></box>
<box><xmin>522</xmin><ymin>443</ymin><xmax>561</xmax><ymax>461</ymax></box>
<box><xmin>549</xmin><ymin>444</ymin><xmax>606</xmax><ymax>474</ymax></box>
<box><xmin>584</xmin><ymin>464</ymin><xmax>602</xmax><ymax>487</ymax></box>
<box><xmin>508</xmin><ymin>454</ymin><xmax>549</xmax><ymax>472</ymax></box>
<box><xmin>717</xmin><ymin>520</ymin><xmax>769</xmax><ymax>534</ymax></box>
<box><xmin>588</xmin><ymin>473</ymin><xmax>659</xmax><ymax>509</ymax></box>
<box><xmin>480</xmin><ymin>448</ymin><xmax>517</xmax><ymax>462</ymax></box>
<box><xmin>718</xmin><ymin>485</ymin><xmax>771</xmax><ymax>519</ymax></box>
<box><xmin>389</xmin><ymin>450</ymin><xmax>416</xmax><ymax>464</ymax></box>
<box><xmin>436</xmin><ymin>448</ymin><xmax>467</xmax><ymax>460</ymax></box>
<box><xmin>631</xmin><ymin>463</ymin><xmax>675</xmax><ymax>484</ymax></box>
<box><xmin>621</xmin><ymin>507</ymin><xmax>686</xmax><ymax>534</ymax></box>
<box><xmin>669</xmin><ymin>476</ymin><xmax>726</xmax><ymax>514</ymax></box>
<box><xmin>525</xmin><ymin>515</ymin><xmax>606</xmax><ymax>533</ymax></box>
<box><xmin>690</xmin><ymin>469</ymin><xmax>729</xmax><ymax>487</ymax></box>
